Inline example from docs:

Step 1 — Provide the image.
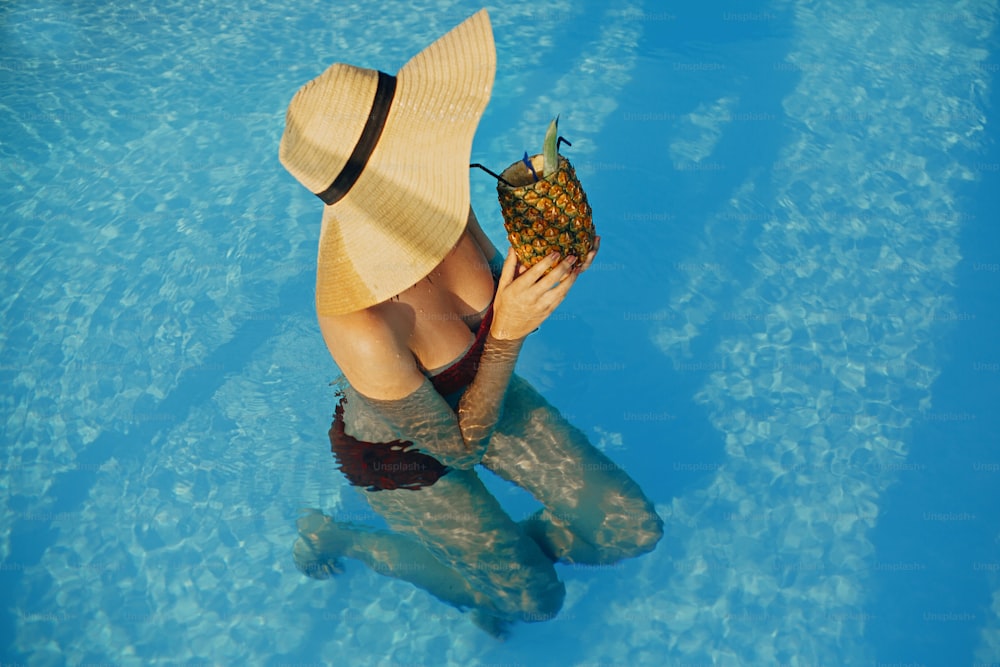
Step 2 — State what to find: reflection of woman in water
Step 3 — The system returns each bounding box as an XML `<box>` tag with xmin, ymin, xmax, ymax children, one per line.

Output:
<box><xmin>279</xmin><ymin>10</ymin><xmax>662</xmax><ymax>635</ymax></box>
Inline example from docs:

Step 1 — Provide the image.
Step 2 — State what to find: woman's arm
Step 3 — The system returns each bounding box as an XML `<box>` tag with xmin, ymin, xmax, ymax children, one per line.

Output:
<box><xmin>361</xmin><ymin>329</ymin><xmax>521</xmax><ymax>469</ymax></box>
<box><xmin>321</xmin><ymin>247</ymin><xmax>595</xmax><ymax>469</ymax></box>
<box><xmin>325</xmin><ymin>323</ymin><xmax>522</xmax><ymax>470</ymax></box>
<box><xmin>320</xmin><ymin>311</ymin><xmax>484</xmax><ymax>469</ymax></box>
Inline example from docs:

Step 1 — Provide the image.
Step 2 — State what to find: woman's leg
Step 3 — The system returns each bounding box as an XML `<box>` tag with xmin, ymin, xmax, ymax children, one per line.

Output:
<box><xmin>294</xmin><ymin>467</ymin><xmax>565</xmax><ymax>625</ymax></box>
<box><xmin>294</xmin><ymin>508</ymin><xmax>501</xmax><ymax>618</ymax></box>
<box><xmin>482</xmin><ymin>375</ymin><xmax>664</xmax><ymax>565</ymax></box>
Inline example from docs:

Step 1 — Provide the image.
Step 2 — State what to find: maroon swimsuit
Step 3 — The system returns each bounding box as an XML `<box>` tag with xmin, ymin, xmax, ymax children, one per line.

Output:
<box><xmin>328</xmin><ymin>304</ymin><xmax>495</xmax><ymax>491</ymax></box>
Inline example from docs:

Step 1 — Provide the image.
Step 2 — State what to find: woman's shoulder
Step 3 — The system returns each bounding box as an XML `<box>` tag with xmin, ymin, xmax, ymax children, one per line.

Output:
<box><xmin>317</xmin><ymin>305</ymin><xmax>423</xmax><ymax>400</ymax></box>
<box><xmin>318</xmin><ymin>307</ymin><xmax>391</xmax><ymax>350</ymax></box>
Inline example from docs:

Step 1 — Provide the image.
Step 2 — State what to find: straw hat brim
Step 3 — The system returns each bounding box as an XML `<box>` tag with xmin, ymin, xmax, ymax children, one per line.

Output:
<box><xmin>298</xmin><ymin>10</ymin><xmax>496</xmax><ymax>316</ymax></box>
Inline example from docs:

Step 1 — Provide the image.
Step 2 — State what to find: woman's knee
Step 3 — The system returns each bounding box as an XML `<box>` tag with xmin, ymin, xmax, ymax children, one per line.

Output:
<box><xmin>517</xmin><ymin>569</ymin><xmax>566</xmax><ymax>622</ymax></box>
<box><xmin>475</xmin><ymin>559</ymin><xmax>565</xmax><ymax>622</ymax></box>
<box><xmin>585</xmin><ymin>495</ymin><xmax>664</xmax><ymax>563</ymax></box>
<box><xmin>617</xmin><ymin>500</ymin><xmax>664</xmax><ymax>559</ymax></box>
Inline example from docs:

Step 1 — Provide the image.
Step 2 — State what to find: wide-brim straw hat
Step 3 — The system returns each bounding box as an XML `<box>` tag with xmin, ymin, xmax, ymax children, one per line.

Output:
<box><xmin>279</xmin><ymin>9</ymin><xmax>496</xmax><ymax>316</ymax></box>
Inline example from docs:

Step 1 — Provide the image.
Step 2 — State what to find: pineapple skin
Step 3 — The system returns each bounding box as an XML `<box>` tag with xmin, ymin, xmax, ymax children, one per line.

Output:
<box><xmin>497</xmin><ymin>155</ymin><xmax>595</xmax><ymax>269</ymax></box>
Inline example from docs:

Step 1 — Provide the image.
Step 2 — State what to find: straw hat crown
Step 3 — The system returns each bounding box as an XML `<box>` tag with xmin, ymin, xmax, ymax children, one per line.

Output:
<box><xmin>279</xmin><ymin>10</ymin><xmax>496</xmax><ymax>316</ymax></box>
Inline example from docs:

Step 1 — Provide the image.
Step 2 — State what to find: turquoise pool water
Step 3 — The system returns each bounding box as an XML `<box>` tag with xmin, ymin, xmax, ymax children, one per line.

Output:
<box><xmin>2</xmin><ymin>0</ymin><xmax>999</xmax><ymax>665</ymax></box>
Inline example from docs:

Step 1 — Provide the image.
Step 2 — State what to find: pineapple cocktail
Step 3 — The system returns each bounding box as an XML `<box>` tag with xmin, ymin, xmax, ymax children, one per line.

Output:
<box><xmin>496</xmin><ymin>118</ymin><xmax>596</xmax><ymax>269</ymax></box>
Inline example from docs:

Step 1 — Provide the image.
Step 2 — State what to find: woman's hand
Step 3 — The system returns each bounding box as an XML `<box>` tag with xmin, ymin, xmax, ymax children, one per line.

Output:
<box><xmin>489</xmin><ymin>237</ymin><xmax>600</xmax><ymax>341</ymax></box>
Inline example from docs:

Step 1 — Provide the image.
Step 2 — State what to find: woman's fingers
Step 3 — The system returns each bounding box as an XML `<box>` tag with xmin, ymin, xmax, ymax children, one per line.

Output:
<box><xmin>536</xmin><ymin>254</ymin><xmax>578</xmax><ymax>291</ymax></box>
<box><xmin>521</xmin><ymin>251</ymin><xmax>562</xmax><ymax>282</ymax></box>
<box><xmin>505</xmin><ymin>236</ymin><xmax>600</xmax><ymax>289</ymax></box>
<box><xmin>501</xmin><ymin>252</ymin><xmax>580</xmax><ymax>306</ymax></box>
<box><xmin>538</xmin><ymin>263</ymin><xmax>580</xmax><ymax>306</ymax></box>
<box><xmin>499</xmin><ymin>243</ymin><xmax>592</xmax><ymax>312</ymax></box>
<box><xmin>492</xmin><ymin>247</ymin><xmax>590</xmax><ymax>339</ymax></box>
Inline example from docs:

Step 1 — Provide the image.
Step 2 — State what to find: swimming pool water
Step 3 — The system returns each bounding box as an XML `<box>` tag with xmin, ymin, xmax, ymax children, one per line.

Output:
<box><xmin>2</xmin><ymin>0</ymin><xmax>999</xmax><ymax>665</ymax></box>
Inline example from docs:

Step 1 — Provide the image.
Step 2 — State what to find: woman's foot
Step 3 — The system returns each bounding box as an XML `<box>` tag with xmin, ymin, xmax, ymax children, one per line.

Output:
<box><xmin>293</xmin><ymin>508</ymin><xmax>352</xmax><ymax>579</ymax></box>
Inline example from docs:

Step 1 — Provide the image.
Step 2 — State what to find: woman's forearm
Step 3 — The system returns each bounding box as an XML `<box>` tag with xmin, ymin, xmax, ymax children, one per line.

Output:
<box><xmin>358</xmin><ymin>335</ymin><xmax>524</xmax><ymax>469</ymax></box>
<box><xmin>455</xmin><ymin>334</ymin><xmax>524</xmax><ymax>452</ymax></box>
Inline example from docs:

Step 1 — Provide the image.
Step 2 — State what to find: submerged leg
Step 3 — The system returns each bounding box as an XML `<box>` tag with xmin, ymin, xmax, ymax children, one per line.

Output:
<box><xmin>482</xmin><ymin>375</ymin><xmax>664</xmax><ymax>565</ymax></box>
<box><xmin>294</xmin><ymin>467</ymin><xmax>566</xmax><ymax>629</ymax></box>
<box><xmin>362</xmin><ymin>468</ymin><xmax>565</xmax><ymax>622</ymax></box>
<box><xmin>294</xmin><ymin>508</ymin><xmax>493</xmax><ymax>613</ymax></box>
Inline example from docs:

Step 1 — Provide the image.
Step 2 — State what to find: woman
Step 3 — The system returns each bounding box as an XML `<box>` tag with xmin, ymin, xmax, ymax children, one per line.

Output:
<box><xmin>279</xmin><ymin>9</ymin><xmax>662</xmax><ymax>633</ymax></box>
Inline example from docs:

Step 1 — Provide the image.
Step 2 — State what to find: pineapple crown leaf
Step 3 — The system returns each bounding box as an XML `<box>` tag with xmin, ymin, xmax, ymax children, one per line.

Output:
<box><xmin>542</xmin><ymin>116</ymin><xmax>559</xmax><ymax>178</ymax></box>
<box><xmin>467</xmin><ymin>116</ymin><xmax>573</xmax><ymax>186</ymax></box>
